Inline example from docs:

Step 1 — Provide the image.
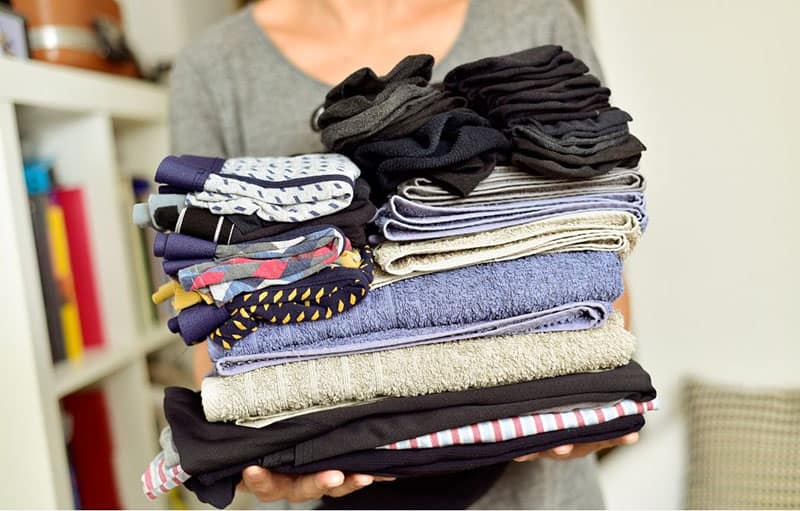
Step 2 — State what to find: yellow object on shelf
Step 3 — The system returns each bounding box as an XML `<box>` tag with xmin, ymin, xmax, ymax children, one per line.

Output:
<box><xmin>46</xmin><ymin>202</ymin><xmax>84</xmax><ymax>360</ymax></box>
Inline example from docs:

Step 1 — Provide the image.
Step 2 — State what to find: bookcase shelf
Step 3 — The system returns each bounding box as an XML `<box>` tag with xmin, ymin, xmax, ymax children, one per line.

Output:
<box><xmin>0</xmin><ymin>55</ymin><xmax>182</xmax><ymax>509</ymax></box>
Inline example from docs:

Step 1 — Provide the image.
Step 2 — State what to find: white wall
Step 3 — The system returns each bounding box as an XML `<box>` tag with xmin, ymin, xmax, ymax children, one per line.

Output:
<box><xmin>117</xmin><ymin>0</ymin><xmax>238</xmax><ymax>71</ymax></box>
<box><xmin>584</xmin><ymin>1</ymin><xmax>800</xmax><ymax>508</ymax></box>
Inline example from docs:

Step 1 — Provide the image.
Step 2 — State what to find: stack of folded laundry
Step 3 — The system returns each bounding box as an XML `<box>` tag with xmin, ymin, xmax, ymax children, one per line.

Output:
<box><xmin>133</xmin><ymin>152</ymin><xmax>376</xmax><ymax>349</ymax></box>
<box><xmin>137</xmin><ymin>46</ymin><xmax>657</xmax><ymax>510</ymax></box>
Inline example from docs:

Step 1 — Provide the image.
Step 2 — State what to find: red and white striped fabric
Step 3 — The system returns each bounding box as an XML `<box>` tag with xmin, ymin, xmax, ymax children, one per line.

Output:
<box><xmin>379</xmin><ymin>398</ymin><xmax>659</xmax><ymax>450</ymax></box>
<box><xmin>141</xmin><ymin>451</ymin><xmax>191</xmax><ymax>501</ymax></box>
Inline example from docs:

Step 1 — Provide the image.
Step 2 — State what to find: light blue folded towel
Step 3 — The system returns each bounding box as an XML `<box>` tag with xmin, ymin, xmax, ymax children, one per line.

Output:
<box><xmin>209</xmin><ymin>251</ymin><xmax>623</xmax><ymax>373</ymax></box>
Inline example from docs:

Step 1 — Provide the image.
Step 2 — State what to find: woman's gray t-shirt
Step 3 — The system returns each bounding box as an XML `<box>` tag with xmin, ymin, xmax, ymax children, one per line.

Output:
<box><xmin>169</xmin><ymin>1</ymin><xmax>605</xmax><ymax>508</ymax></box>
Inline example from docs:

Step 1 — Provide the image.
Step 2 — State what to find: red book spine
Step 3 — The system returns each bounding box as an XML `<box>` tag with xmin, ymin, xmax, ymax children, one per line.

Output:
<box><xmin>54</xmin><ymin>188</ymin><xmax>106</xmax><ymax>348</ymax></box>
<box><xmin>62</xmin><ymin>390</ymin><xmax>122</xmax><ymax>509</ymax></box>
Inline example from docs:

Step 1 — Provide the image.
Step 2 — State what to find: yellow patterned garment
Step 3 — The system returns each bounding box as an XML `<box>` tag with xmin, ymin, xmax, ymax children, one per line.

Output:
<box><xmin>152</xmin><ymin>280</ymin><xmax>214</xmax><ymax>311</ymax></box>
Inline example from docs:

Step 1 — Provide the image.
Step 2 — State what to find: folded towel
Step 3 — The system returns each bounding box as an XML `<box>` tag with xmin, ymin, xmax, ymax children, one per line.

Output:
<box><xmin>214</xmin><ymin>301</ymin><xmax>612</xmax><ymax>375</ymax></box>
<box><xmin>154</xmin><ymin>154</ymin><xmax>360</xmax><ymax>222</ymax></box>
<box><xmin>209</xmin><ymin>251</ymin><xmax>622</xmax><ymax>364</ymax></box>
<box><xmin>178</xmin><ymin>226</ymin><xmax>349</xmax><ymax>305</ymax></box>
<box><xmin>372</xmin><ymin>210</ymin><xmax>641</xmax><ymax>287</ymax></box>
<box><xmin>396</xmin><ymin>166</ymin><xmax>645</xmax><ymax>206</ymax></box>
<box><xmin>375</xmin><ymin>191</ymin><xmax>647</xmax><ymax>241</ymax></box>
<box><xmin>201</xmin><ymin>312</ymin><xmax>635</xmax><ymax>422</ymax></box>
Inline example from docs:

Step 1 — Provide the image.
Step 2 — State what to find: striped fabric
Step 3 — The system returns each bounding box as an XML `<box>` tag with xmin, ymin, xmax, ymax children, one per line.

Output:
<box><xmin>140</xmin><ymin>398</ymin><xmax>658</xmax><ymax>499</ymax></box>
<box><xmin>141</xmin><ymin>451</ymin><xmax>190</xmax><ymax>501</ymax></box>
<box><xmin>380</xmin><ymin>398</ymin><xmax>658</xmax><ymax>450</ymax></box>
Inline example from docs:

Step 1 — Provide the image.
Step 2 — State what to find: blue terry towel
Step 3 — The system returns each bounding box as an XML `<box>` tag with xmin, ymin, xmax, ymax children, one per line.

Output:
<box><xmin>209</xmin><ymin>250</ymin><xmax>623</xmax><ymax>368</ymax></box>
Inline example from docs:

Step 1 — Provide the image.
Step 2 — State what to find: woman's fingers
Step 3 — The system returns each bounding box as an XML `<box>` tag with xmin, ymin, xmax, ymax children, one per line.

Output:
<box><xmin>325</xmin><ymin>473</ymin><xmax>375</xmax><ymax>498</ymax></box>
<box><xmin>512</xmin><ymin>432</ymin><xmax>641</xmax><ymax>462</ymax></box>
<box><xmin>285</xmin><ymin>470</ymin><xmax>345</xmax><ymax>503</ymax></box>
<box><xmin>241</xmin><ymin>467</ymin><xmax>290</xmax><ymax>502</ymax></box>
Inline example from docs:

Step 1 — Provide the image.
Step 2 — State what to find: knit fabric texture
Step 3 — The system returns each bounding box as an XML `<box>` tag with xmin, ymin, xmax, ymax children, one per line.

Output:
<box><xmin>396</xmin><ymin>166</ymin><xmax>645</xmax><ymax>206</ymax></box>
<box><xmin>685</xmin><ymin>380</ymin><xmax>800</xmax><ymax>509</ymax></box>
<box><xmin>350</xmin><ymin>108</ymin><xmax>510</xmax><ymax>201</ymax></box>
<box><xmin>372</xmin><ymin>210</ymin><xmax>641</xmax><ymax>286</ymax></box>
<box><xmin>155</xmin><ymin>153</ymin><xmax>360</xmax><ymax>222</ymax></box>
<box><xmin>442</xmin><ymin>46</ymin><xmax>645</xmax><ymax>179</ymax></box>
<box><xmin>374</xmin><ymin>191</ymin><xmax>647</xmax><ymax>241</ymax></box>
<box><xmin>200</xmin><ymin>312</ymin><xmax>635</xmax><ymax>422</ymax></box>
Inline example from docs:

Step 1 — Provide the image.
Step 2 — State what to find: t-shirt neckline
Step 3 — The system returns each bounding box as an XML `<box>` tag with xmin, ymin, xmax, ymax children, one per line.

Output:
<box><xmin>244</xmin><ymin>1</ymin><xmax>475</xmax><ymax>89</ymax></box>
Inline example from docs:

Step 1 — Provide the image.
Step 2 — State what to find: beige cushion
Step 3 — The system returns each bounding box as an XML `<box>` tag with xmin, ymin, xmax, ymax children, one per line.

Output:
<box><xmin>685</xmin><ymin>380</ymin><xmax>800</xmax><ymax>509</ymax></box>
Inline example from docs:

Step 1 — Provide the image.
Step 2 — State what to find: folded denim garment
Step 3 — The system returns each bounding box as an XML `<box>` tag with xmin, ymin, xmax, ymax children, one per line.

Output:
<box><xmin>168</xmin><ymin>248</ymin><xmax>373</xmax><ymax>347</ymax></box>
<box><xmin>213</xmin><ymin>301</ymin><xmax>612</xmax><ymax>375</ymax></box>
<box><xmin>396</xmin><ymin>166</ymin><xmax>645</xmax><ymax>206</ymax></box>
<box><xmin>154</xmin><ymin>153</ymin><xmax>360</xmax><ymax>222</ymax></box>
<box><xmin>374</xmin><ymin>192</ymin><xmax>647</xmax><ymax>241</ymax></box>
<box><xmin>372</xmin><ymin>210</ymin><xmax>641</xmax><ymax>287</ymax></box>
<box><xmin>201</xmin><ymin>312</ymin><xmax>635</xmax><ymax>422</ymax></box>
<box><xmin>209</xmin><ymin>251</ymin><xmax>622</xmax><ymax>368</ymax></box>
<box><xmin>177</xmin><ymin>226</ymin><xmax>349</xmax><ymax>304</ymax></box>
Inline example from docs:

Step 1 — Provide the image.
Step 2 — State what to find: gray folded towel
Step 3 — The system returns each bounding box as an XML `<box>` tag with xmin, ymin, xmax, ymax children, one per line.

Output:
<box><xmin>201</xmin><ymin>312</ymin><xmax>634</xmax><ymax>422</ymax></box>
<box><xmin>397</xmin><ymin>167</ymin><xmax>645</xmax><ymax>206</ymax></box>
<box><xmin>372</xmin><ymin>210</ymin><xmax>641</xmax><ymax>287</ymax></box>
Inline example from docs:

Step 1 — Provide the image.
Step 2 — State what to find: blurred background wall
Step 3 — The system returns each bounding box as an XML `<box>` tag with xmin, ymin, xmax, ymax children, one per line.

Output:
<box><xmin>583</xmin><ymin>0</ymin><xmax>800</xmax><ymax>507</ymax></box>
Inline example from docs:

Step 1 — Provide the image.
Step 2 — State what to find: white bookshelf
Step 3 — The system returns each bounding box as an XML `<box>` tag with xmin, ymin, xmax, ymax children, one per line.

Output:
<box><xmin>0</xmin><ymin>56</ymin><xmax>184</xmax><ymax>509</ymax></box>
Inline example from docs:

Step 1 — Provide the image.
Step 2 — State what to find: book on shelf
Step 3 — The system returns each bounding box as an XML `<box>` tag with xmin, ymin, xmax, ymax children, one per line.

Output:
<box><xmin>23</xmin><ymin>161</ymin><xmax>66</xmax><ymax>363</ymax></box>
<box><xmin>46</xmin><ymin>198</ymin><xmax>84</xmax><ymax>361</ymax></box>
<box><xmin>61</xmin><ymin>389</ymin><xmax>122</xmax><ymax>509</ymax></box>
<box><xmin>54</xmin><ymin>187</ymin><xmax>107</xmax><ymax>349</ymax></box>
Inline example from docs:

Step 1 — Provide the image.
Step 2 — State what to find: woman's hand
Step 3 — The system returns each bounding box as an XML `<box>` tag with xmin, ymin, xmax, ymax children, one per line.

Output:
<box><xmin>512</xmin><ymin>432</ymin><xmax>639</xmax><ymax>462</ymax></box>
<box><xmin>236</xmin><ymin>467</ymin><xmax>395</xmax><ymax>503</ymax></box>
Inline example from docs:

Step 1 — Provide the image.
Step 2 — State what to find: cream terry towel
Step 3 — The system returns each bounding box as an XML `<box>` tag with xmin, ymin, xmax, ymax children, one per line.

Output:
<box><xmin>201</xmin><ymin>312</ymin><xmax>635</xmax><ymax>422</ymax></box>
<box><xmin>372</xmin><ymin>210</ymin><xmax>641</xmax><ymax>287</ymax></box>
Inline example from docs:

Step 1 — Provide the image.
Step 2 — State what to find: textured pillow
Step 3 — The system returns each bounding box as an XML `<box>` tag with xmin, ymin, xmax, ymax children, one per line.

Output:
<box><xmin>685</xmin><ymin>380</ymin><xmax>800</xmax><ymax>509</ymax></box>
